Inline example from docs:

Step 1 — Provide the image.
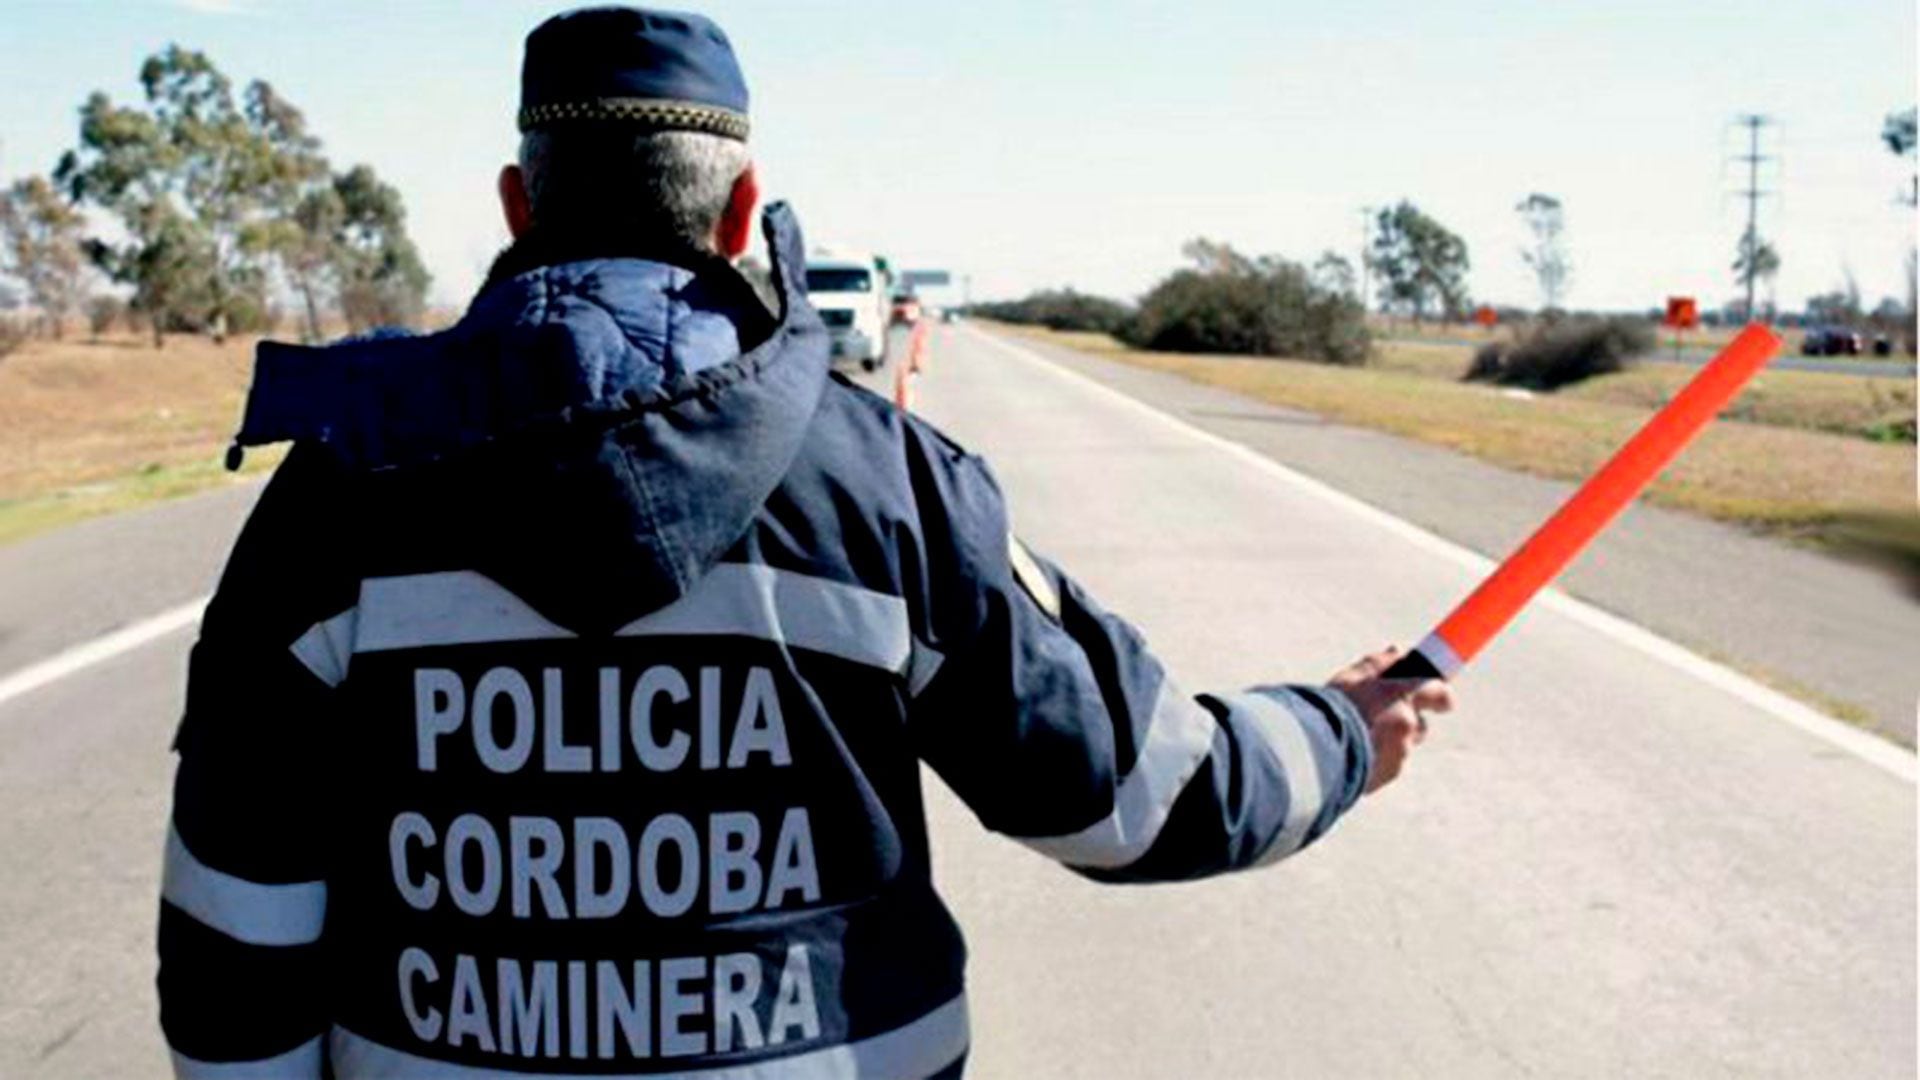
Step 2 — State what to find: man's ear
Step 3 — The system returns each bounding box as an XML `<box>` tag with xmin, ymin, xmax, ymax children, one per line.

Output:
<box><xmin>716</xmin><ymin>163</ymin><xmax>759</xmax><ymax>260</ymax></box>
<box><xmin>499</xmin><ymin>164</ymin><xmax>533</xmax><ymax>240</ymax></box>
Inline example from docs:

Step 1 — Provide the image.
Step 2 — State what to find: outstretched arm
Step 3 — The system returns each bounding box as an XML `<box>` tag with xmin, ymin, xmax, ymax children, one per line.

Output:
<box><xmin>901</xmin><ymin>427</ymin><xmax>1445</xmax><ymax>882</ymax></box>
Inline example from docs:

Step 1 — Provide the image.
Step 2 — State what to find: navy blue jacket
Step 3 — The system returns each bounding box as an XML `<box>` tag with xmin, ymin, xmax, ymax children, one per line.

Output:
<box><xmin>157</xmin><ymin>204</ymin><xmax>1373</xmax><ymax>1079</ymax></box>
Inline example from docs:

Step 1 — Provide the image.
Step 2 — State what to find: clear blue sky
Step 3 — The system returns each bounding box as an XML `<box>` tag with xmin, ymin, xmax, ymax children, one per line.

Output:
<box><xmin>2</xmin><ymin>0</ymin><xmax>1914</xmax><ymax>312</ymax></box>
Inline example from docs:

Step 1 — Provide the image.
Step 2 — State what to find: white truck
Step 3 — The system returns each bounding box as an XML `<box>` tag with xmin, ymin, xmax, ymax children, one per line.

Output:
<box><xmin>804</xmin><ymin>249</ymin><xmax>892</xmax><ymax>371</ymax></box>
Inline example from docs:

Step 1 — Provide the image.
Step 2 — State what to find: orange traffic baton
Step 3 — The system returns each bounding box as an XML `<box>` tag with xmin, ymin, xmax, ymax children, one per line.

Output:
<box><xmin>1383</xmin><ymin>323</ymin><xmax>1783</xmax><ymax>681</ymax></box>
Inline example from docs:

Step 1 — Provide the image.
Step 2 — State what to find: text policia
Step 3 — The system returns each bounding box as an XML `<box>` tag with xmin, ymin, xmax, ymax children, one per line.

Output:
<box><xmin>389</xmin><ymin>661</ymin><xmax>825</xmax><ymax>1062</ymax></box>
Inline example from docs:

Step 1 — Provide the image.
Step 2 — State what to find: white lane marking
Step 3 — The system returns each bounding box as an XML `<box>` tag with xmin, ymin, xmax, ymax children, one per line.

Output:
<box><xmin>963</xmin><ymin>325</ymin><xmax>1917</xmax><ymax>785</ymax></box>
<box><xmin>0</xmin><ymin>596</ymin><xmax>209</xmax><ymax>710</ymax></box>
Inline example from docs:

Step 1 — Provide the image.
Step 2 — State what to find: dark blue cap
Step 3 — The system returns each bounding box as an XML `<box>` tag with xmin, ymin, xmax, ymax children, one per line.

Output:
<box><xmin>519</xmin><ymin>6</ymin><xmax>749</xmax><ymax>140</ymax></box>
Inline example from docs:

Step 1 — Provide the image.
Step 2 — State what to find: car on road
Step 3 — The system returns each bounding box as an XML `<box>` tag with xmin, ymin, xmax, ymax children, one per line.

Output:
<box><xmin>890</xmin><ymin>292</ymin><xmax>921</xmax><ymax>326</ymax></box>
<box><xmin>805</xmin><ymin>250</ymin><xmax>892</xmax><ymax>371</ymax></box>
<box><xmin>1800</xmin><ymin>325</ymin><xmax>1864</xmax><ymax>357</ymax></box>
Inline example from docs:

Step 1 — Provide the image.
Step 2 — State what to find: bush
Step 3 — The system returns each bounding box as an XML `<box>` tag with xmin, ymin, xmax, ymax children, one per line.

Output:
<box><xmin>225</xmin><ymin>293</ymin><xmax>282</xmax><ymax>336</ymax></box>
<box><xmin>1465</xmin><ymin>317</ymin><xmax>1653</xmax><ymax>390</ymax></box>
<box><xmin>970</xmin><ymin>289</ymin><xmax>1132</xmax><ymax>334</ymax></box>
<box><xmin>1120</xmin><ymin>254</ymin><xmax>1369</xmax><ymax>366</ymax></box>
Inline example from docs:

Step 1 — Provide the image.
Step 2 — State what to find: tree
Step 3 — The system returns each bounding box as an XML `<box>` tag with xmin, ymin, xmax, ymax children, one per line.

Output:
<box><xmin>244</xmin><ymin>80</ymin><xmax>331</xmax><ymax>341</ymax></box>
<box><xmin>1804</xmin><ymin>290</ymin><xmax>1860</xmax><ymax>325</ymax></box>
<box><xmin>58</xmin><ymin>48</ymin><xmax>334</xmax><ymax>345</ymax></box>
<box><xmin>1515</xmin><ymin>193</ymin><xmax>1570</xmax><ymax>312</ymax></box>
<box><xmin>1732</xmin><ymin>230</ymin><xmax>1779</xmax><ymax>320</ymax></box>
<box><xmin>328</xmin><ymin>165</ymin><xmax>430</xmax><ymax>332</ymax></box>
<box><xmin>1884</xmin><ymin>107</ymin><xmax>1917</xmax><ymax>349</ymax></box>
<box><xmin>1366</xmin><ymin>201</ymin><xmax>1470</xmax><ymax>322</ymax></box>
<box><xmin>0</xmin><ymin>175</ymin><xmax>89</xmax><ymax>338</ymax></box>
<box><xmin>1885</xmin><ymin>106</ymin><xmax>1917</xmax><ymax>208</ymax></box>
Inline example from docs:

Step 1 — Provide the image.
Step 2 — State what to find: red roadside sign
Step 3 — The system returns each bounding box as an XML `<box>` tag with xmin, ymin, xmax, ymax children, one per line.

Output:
<box><xmin>1665</xmin><ymin>297</ymin><xmax>1698</xmax><ymax>330</ymax></box>
<box><xmin>1473</xmin><ymin>305</ymin><xmax>1498</xmax><ymax>328</ymax></box>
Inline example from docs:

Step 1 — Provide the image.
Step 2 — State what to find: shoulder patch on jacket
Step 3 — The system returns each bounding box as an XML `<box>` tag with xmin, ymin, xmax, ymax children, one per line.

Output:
<box><xmin>1007</xmin><ymin>535</ymin><xmax>1061</xmax><ymax>621</ymax></box>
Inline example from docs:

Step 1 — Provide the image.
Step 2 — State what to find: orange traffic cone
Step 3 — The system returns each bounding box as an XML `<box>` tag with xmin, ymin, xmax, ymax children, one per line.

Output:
<box><xmin>908</xmin><ymin>321</ymin><xmax>930</xmax><ymax>374</ymax></box>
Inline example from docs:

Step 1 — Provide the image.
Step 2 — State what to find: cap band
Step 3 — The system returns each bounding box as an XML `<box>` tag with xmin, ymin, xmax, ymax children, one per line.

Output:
<box><xmin>518</xmin><ymin>96</ymin><xmax>749</xmax><ymax>139</ymax></box>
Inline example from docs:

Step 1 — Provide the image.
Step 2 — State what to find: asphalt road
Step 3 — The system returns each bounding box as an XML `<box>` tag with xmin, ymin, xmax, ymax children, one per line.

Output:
<box><xmin>0</xmin><ymin>322</ymin><xmax>1912</xmax><ymax>1077</ymax></box>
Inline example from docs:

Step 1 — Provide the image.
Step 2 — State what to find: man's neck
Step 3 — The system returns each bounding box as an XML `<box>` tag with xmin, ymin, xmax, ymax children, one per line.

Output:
<box><xmin>478</xmin><ymin>226</ymin><xmax>723</xmax><ymax>295</ymax></box>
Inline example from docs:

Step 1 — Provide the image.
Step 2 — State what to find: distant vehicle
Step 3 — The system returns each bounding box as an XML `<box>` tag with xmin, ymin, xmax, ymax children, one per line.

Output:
<box><xmin>890</xmin><ymin>292</ymin><xmax>921</xmax><ymax>326</ymax></box>
<box><xmin>1870</xmin><ymin>334</ymin><xmax>1894</xmax><ymax>357</ymax></box>
<box><xmin>940</xmin><ymin>308</ymin><xmax>961</xmax><ymax>324</ymax></box>
<box><xmin>1800</xmin><ymin>326</ymin><xmax>1864</xmax><ymax>357</ymax></box>
<box><xmin>805</xmin><ymin>250</ymin><xmax>892</xmax><ymax>371</ymax></box>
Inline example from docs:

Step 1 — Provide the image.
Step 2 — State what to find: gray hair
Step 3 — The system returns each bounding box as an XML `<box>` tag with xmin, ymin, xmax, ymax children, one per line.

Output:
<box><xmin>518</xmin><ymin>129</ymin><xmax>750</xmax><ymax>254</ymax></box>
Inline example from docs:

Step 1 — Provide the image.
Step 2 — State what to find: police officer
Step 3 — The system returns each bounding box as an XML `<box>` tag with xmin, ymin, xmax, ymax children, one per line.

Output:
<box><xmin>157</xmin><ymin>7</ymin><xmax>1452</xmax><ymax>1078</ymax></box>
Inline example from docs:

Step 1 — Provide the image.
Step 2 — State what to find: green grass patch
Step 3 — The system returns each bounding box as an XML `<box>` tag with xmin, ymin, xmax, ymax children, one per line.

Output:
<box><xmin>0</xmin><ymin>447</ymin><xmax>284</xmax><ymax>546</ymax></box>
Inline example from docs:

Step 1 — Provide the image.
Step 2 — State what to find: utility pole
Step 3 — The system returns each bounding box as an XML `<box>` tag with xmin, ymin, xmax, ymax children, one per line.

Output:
<box><xmin>1731</xmin><ymin>114</ymin><xmax>1773</xmax><ymax>320</ymax></box>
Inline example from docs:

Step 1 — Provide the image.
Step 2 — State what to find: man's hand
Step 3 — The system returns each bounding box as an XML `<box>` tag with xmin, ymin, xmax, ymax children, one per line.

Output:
<box><xmin>1329</xmin><ymin>646</ymin><xmax>1455</xmax><ymax>794</ymax></box>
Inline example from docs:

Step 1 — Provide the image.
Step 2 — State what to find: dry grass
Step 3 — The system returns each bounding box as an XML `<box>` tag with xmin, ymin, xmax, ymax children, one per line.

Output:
<box><xmin>0</xmin><ymin>331</ymin><xmax>271</xmax><ymax>543</ymax></box>
<box><xmin>1567</xmin><ymin>363</ymin><xmax>1916</xmax><ymax>442</ymax></box>
<box><xmin>1001</xmin><ymin>325</ymin><xmax>1918</xmax><ymax>544</ymax></box>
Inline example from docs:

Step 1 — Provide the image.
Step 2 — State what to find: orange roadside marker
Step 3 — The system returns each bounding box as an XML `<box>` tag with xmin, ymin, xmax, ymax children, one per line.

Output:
<box><xmin>892</xmin><ymin>356</ymin><xmax>914</xmax><ymax>410</ymax></box>
<box><xmin>894</xmin><ymin>321</ymin><xmax>933</xmax><ymax>410</ymax></box>
<box><xmin>1384</xmin><ymin>322</ymin><xmax>1783</xmax><ymax>681</ymax></box>
<box><xmin>908</xmin><ymin>320</ymin><xmax>930</xmax><ymax>374</ymax></box>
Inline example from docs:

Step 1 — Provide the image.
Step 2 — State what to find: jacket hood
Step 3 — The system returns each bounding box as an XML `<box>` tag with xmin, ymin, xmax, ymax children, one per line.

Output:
<box><xmin>230</xmin><ymin>202</ymin><xmax>831</xmax><ymax>630</ymax></box>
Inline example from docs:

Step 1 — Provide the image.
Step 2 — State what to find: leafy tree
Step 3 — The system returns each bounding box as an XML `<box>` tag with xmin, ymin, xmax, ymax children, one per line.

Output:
<box><xmin>1885</xmin><ymin>106</ymin><xmax>1917</xmax><ymax>207</ymax></box>
<box><xmin>0</xmin><ymin>175</ymin><xmax>90</xmax><ymax>338</ymax></box>
<box><xmin>1804</xmin><ymin>290</ymin><xmax>1860</xmax><ymax>325</ymax></box>
<box><xmin>1515</xmin><ymin>193</ymin><xmax>1570</xmax><ymax>312</ymax></box>
<box><xmin>241</xmin><ymin>80</ymin><xmax>331</xmax><ymax>340</ymax></box>
<box><xmin>329</xmin><ymin>165</ymin><xmax>431</xmax><ymax>332</ymax></box>
<box><xmin>1885</xmin><ymin>107</ymin><xmax>1917</xmax><ymax>345</ymax></box>
<box><xmin>1732</xmin><ymin>230</ymin><xmax>1780</xmax><ymax>315</ymax></box>
<box><xmin>1366</xmin><ymin>201</ymin><xmax>1470</xmax><ymax>322</ymax></box>
<box><xmin>58</xmin><ymin>47</ymin><xmax>430</xmax><ymax>345</ymax></box>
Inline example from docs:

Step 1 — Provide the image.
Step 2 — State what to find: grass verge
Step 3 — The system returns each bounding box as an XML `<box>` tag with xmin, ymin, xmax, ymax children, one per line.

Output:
<box><xmin>1368</xmin><ymin>339</ymin><xmax>1916</xmax><ymax>442</ymax></box>
<box><xmin>0</xmin><ymin>331</ymin><xmax>265</xmax><ymax>545</ymax></box>
<box><xmin>0</xmin><ymin>449</ymin><xmax>284</xmax><ymax>547</ymax></box>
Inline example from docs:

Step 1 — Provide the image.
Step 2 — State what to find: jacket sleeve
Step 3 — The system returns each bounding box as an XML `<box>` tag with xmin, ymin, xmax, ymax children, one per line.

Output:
<box><xmin>902</xmin><ymin>425</ymin><xmax>1373</xmax><ymax>882</ymax></box>
<box><xmin>158</xmin><ymin>447</ymin><xmax>355</xmax><ymax>1078</ymax></box>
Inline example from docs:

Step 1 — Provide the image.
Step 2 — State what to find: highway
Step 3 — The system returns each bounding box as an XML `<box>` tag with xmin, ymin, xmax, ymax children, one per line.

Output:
<box><xmin>0</xmin><ymin>321</ymin><xmax>1912</xmax><ymax>1077</ymax></box>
